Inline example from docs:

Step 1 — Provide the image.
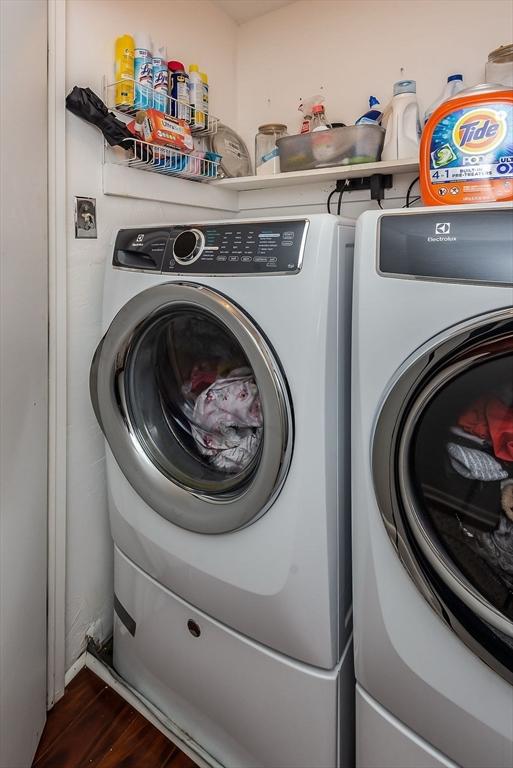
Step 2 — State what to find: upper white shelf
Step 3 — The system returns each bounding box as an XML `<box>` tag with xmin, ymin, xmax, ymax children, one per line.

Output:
<box><xmin>213</xmin><ymin>158</ymin><xmax>419</xmax><ymax>191</ymax></box>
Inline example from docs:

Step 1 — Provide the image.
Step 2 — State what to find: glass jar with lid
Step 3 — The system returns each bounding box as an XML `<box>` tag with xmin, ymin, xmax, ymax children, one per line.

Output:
<box><xmin>486</xmin><ymin>44</ymin><xmax>513</xmax><ymax>87</ymax></box>
<box><xmin>255</xmin><ymin>123</ymin><xmax>288</xmax><ymax>176</ymax></box>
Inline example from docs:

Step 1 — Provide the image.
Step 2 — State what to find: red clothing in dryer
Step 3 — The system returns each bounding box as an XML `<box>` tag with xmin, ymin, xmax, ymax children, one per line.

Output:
<box><xmin>458</xmin><ymin>397</ymin><xmax>513</xmax><ymax>463</ymax></box>
<box><xmin>458</xmin><ymin>398</ymin><xmax>489</xmax><ymax>441</ymax></box>
<box><xmin>487</xmin><ymin>399</ymin><xmax>513</xmax><ymax>462</ymax></box>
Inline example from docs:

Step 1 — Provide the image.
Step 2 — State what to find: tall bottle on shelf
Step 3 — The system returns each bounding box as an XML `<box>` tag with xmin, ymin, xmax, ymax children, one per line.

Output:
<box><xmin>355</xmin><ymin>96</ymin><xmax>382</xmax><ymax>125</ymax></box>
<box><xmin>311</xmin><ymin>103</ymin><xmax>331</xmax><ymax>131</ymax></box>
<box><xmin>381</xmin><ymin>80</ymin><xmax>421</xmax><ymax>161</ymax></box>
<box><xmin>201</xmin><ymin>71</ymin><xmax>209</xmax><ymax>130</ymax></box>
<box><xmin>152</xmin><ymin>45</ymin><xmax>169</xmax><ymax>112</ymax></box>
<box><xmin>114</xmin><ymin>34</ymin><xmax>135</xmax><ymax>109</ymax></box>
<box><xmin>424</xmin><ymin>74</ymin><xmax>464</xmax><ymax>124</ymax></box>
<box><xmin>189</xmin><ymin>64</ymin><xmax>205</xmax><ymax>129</ymax></box>
<box><xmin>134</xmin><ymin>34</ymin><xmax>153</xmax><ymax>110</ymax></box>
<box><xmin>168</xmin><ymin>60</ymin><xmax>190</xmax><ymax>120</ymax></box>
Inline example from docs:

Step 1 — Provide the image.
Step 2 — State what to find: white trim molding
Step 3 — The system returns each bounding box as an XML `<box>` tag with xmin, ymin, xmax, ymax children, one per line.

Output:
<box><xmin>47</xmin><ymin>0</ymin><xmax>67</xmax><ymax>709</ymax></box>
<box><xmin>62</xmin><ymin>651</ymin><xmax>218</xmax><ymax>767</ymax></box>
<box><xmin>85</xmin><ymin>654</ymin><xmax>220</xmax><ymax>768</ymax></box>
<box><xmin>64</xmin><ymin>652</ymin><xmax>86</xmax><ymax>687</ymax></box>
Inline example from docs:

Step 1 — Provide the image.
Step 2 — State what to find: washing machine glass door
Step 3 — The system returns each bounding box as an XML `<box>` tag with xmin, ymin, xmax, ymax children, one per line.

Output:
<box><xmin>373</xmin><ymin>308</ymin><xmax>513</xmax><ymax>682</ymax></box>
<box><xmin>91</xmin><ymin>282</ymin><xmax>293</xmax><ymax>534</ymax></box>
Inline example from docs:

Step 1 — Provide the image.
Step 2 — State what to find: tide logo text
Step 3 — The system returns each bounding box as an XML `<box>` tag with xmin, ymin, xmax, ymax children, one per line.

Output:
<box><xmin>453</xmin><ymin>109</ymin><xmax>507</xmax><ymax>155</ymax></box>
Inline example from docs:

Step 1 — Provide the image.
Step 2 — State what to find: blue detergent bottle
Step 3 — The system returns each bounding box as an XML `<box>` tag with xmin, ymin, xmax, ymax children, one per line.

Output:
<box><xmin>355</xmin><ymin>96</ymin><xmax>382</xmax><ymax>125</ymax></box>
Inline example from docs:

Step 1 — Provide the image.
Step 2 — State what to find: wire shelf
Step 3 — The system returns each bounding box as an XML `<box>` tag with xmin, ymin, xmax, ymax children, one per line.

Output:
<box><xmin>110</xmin><ymin>138</ymin><xmax>221</xmax><ymax>182</ymax></box>
<box><xmin>105</xmin><ymin>79</ymin><xmax>218</xmax><ymax>135</ymax></box>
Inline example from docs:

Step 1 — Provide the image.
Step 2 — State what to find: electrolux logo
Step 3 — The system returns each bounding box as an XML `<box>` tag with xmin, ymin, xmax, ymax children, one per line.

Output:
<box><xmin>428</xmin><ymin>221</ymin><xmax>456</xmax><ymax>243</ymax></box>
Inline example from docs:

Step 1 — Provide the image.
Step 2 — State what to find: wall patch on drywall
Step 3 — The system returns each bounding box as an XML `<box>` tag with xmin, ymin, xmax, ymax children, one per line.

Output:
<box><xmin>74</xmin><ymin>196</ymin><xmax>97</xmax><ymax>238</ymax></box>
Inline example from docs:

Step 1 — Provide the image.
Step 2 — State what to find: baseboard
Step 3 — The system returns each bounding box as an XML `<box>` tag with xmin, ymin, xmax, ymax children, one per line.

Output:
<box><xmin>84</xmin><ymin>652</ymin><xmax>221</xmax><ymax>768</ymax></box>
<box><xmin>64</xmin><ymin>652</ymin><xmax>86</xmax><ymax>687</ymax></box>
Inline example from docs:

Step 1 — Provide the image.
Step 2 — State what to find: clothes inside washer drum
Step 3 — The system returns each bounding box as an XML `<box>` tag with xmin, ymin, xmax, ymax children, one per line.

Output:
<box><xmin>189</xmin><ymin>368</ymin><xmax>263</xmax><ymax>473</ymax></box>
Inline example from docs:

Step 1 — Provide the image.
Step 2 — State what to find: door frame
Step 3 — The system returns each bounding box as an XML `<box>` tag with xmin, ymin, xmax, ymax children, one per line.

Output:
<box><xmin>47</xmin><ymin>0</ymin><xmax>67</xmax><ymax>707</ymax></box>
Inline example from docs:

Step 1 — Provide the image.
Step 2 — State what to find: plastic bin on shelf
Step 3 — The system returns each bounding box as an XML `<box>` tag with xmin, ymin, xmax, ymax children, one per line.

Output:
<box><xmin>277</xmin><ymin>125</ymin><xmax>385</xmax><ymax>172</ymax></box>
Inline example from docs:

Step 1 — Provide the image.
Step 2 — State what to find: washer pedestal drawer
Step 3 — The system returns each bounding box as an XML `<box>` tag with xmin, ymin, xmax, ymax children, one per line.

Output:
<box><xmin>113</xmin><ymin>546</ymin><xmax>352</xmax><ymax>768</ymax></box>
<box><xmin>356</xmin><ymin>684</ymin><xmax>458</xmax><ymax>768</ymax></box>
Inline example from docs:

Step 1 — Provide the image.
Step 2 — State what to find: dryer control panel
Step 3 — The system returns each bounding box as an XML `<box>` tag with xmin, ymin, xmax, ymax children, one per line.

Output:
<box><xmin>112</xmin><ymin>220</ymin><xmax>308</xmax><ymax>275</ymax></box>
<box><xmin>379</xmin><ymin>209</ymin><xmax>513</xmax><ymax>285</ymax></box>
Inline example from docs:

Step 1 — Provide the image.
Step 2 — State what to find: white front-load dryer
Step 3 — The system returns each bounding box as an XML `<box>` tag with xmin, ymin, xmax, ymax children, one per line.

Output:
<box><xmin>90</xmin><ymin>214</ymin><xmax>355</xmax><ymax>767</ymax></box>
<box><xmin>352</xmin><ymin>204</ymin><xmax>513</xmax><ymax>768</ymax></box>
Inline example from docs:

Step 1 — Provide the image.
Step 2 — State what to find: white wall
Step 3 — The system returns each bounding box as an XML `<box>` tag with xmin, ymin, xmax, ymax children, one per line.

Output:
<box><xmin>65</xmin><ymin>0</ymin><xmax>238</xmax><ymax>668</ymax></box>
<box><xmin>236</xmin><ymin>0</ymin><xmax>513</xmax><ymax>155</ymax></box>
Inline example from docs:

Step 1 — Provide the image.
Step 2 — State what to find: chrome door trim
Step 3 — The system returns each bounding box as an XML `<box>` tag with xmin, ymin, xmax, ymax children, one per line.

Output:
<box><xmin>90</xmin><ymin>282</ymin><xmax>293</xmax><ymax>534</ymax></box>
<box><xmin>372</xmin><ymin>307</ymin><xmax>513</xmax><ymax>678</ymax></box>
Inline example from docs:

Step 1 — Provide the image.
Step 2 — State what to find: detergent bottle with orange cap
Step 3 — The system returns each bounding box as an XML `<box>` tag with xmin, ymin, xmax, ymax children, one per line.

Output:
<box><xmin>420</xmin><ymin>83</ymin><xmax>513</xmax><ymax>206</ymax></box>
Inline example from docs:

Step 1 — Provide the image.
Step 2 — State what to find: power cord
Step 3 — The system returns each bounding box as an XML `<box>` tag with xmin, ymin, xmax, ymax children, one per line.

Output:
<box><xmin>327</xmin><ymin>188</ymin><xmax>337</xmax><ymax>214</ymax></box>
<box><xmin>327</xmin><ymin>179</ymin><xmax>350</xmax><ymax>215</ymax></box>
<box><xmin>405</xmin><ymin>176</ymin><xmax>420</xmax><ymax>208</ymax></box>
<box><xmin>337</xmin><ymin>187</ymin><xmax>345</xmax><ymax>215</ymax></box>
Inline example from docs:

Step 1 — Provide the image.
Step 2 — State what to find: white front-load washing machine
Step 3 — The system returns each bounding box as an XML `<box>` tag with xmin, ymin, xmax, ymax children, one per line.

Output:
<box><xmin>90</xmin><ymin>214</ymin><xmax>355</xmax><ymax>767</ymax></box>
<box><xmin>352</xmin><ymin>204</ymin><xmax>513</xmax><ymax>768</ymax></box>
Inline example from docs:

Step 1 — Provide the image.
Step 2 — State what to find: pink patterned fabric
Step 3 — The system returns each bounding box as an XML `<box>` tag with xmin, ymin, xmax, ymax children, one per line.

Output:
<box><xmin>191</xmin><ymin>368</ymin><xmax>263</xmax><ymax>473</ymax></box>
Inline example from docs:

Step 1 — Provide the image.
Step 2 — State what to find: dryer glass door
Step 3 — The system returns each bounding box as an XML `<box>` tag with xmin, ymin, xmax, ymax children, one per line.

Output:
<box><xmin>373</xmin><ymin>310</ymin><xmax>513</xmax><ymax>681</ymax></box>
<box><xmin>91</xmin><ymin>282</ymin><xmax>293</xmax><ymax>534</ymax></box>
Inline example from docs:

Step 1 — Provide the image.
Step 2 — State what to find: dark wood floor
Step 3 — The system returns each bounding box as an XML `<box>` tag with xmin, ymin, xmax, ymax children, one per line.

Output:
<box><xmin>32</xmin><ymin>667</ymin><xmax>198</xmax><ymax>768</ymax></box>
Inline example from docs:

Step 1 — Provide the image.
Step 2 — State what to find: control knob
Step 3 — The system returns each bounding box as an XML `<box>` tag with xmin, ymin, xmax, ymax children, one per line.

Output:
<box><xmin>172</xmin><ymin>229</ymin><xmax>205</xmax><ymax>265</ymax></box>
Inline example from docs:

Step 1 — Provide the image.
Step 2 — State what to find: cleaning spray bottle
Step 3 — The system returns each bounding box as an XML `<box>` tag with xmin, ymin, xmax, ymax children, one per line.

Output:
<box><xmin>168</xmin><ymin>61</ymin><xmax>189</xmax><ymax>120</ymax></box>
<box><xmin>200</xmin><ymin>71</ymin><xmax>209</xmax><ymax>130</ymax></box>
<box><xmin>152</xmin><ymin>45</ymin><xmax>168</xmax><ymax>112</ymax></box>
<box><xmin>114</xmin><ymin>35</ymin><xmax>135</xmax><ymax>109</ymax></box>
<box><xmin>134</xmin><ymin>34</ymin><xmax>153</xmax><ymax>110</ymax></box>
<box><xmin>189</xmin><ymin>64</ymin><xmax>204</xmax><ymax>129</ymax></box>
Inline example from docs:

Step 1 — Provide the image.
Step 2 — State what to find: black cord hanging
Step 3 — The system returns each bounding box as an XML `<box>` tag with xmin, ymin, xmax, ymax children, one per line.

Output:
<box><xmin>337</xmin><ymin>189</ymin><xmax>344</xmax><ymax>215</ymax></box>
<box><xmin>327</xmin><ymin>188</ymin><xmax>337</xmax><ymax>214</ymax></box>
<box><xmin>405</xmin><ymin>176</ymin><xmax>420</xmax><ymax>208</ymax></box>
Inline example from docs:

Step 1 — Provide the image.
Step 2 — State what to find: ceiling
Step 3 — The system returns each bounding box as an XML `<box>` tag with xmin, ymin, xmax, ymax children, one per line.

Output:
<box><xmin>213</xmin><ymin>0</ymin><xmax>295</xmax><ymax>24</ymax></box>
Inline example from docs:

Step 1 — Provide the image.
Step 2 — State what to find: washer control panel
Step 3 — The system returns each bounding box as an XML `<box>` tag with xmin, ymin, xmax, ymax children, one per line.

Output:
<box><xmin>113</xmin><ymin>220</ymin><xmax>308</xmax><ymax>274</ymax></box>
<box><xmin>163</xmin><ymin>220</ymin><xmax>308</xmax><ymax>274</ymax></box>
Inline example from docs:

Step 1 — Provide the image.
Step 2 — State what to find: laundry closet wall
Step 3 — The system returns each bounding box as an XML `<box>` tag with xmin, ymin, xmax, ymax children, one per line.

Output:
<box><xmin>236</xmin><ymin>0</ymin><xmax>513</xmax><ymax>152</ymax></box>
<box><xmin>65</xmin><ymin>0</ymin><xmax>238</xmax><ymax>669</ymax></box>
<box><xmin>233</xmin><ymin>0</ymin><xmax>512</xmax><ymax>219</ymax></box>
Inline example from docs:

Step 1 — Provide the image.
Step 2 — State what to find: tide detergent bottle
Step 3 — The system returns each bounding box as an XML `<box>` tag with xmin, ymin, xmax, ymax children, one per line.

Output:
<box><xmin>420</xmin><ymin>83</ymin><xmax>513</xmax><ymax>205</ymax></box>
